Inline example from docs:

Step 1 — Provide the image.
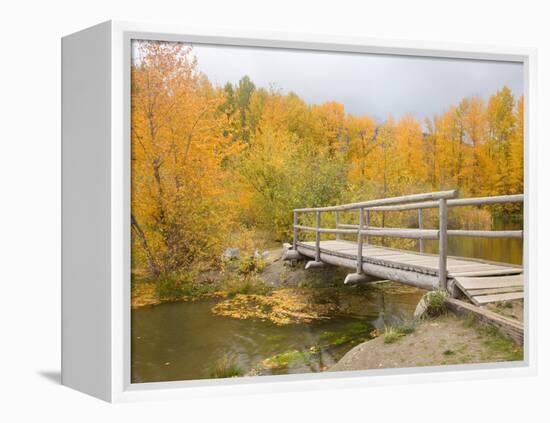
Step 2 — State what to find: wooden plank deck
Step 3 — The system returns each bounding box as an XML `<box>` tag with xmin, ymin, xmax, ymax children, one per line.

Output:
<box><xmin>454</xmin><ymin>274</ymin><xmax>524</xmax><ymax>306</ymax></box>
<box><xmin>296</xmin><ymin>240</ymin><xmax>523</xmax><ymax>304</ymax></box>
<box><xmin>297</xmin><ymin>240</ymin><xmax>522</xmax><ymax>278</ymax></box>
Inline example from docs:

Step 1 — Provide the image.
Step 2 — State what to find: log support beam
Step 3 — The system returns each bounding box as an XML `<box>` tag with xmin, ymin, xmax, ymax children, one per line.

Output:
<box><xmin>344</xmin><ymin>272</ymin><xmax>380</xmax><ymax>285</ymax></box>
<box><xmin>305</xmin><ymin>260</ymin><xmax>326</xmax><ymax>270</ymax></box>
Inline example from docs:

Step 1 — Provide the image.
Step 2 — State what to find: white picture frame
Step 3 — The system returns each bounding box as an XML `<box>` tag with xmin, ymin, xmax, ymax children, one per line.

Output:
<box><xmin>61</xmin><ymin>20</ymin><xmax>537</xmax><ymax>403</ymax></box>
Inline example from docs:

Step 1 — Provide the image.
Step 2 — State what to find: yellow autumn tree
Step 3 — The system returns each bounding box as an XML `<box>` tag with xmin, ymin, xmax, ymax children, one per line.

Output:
<box><xmin>510</xmin><ymin>96</ymin><xmax>524</xmax><ymax>195</ymax></box>
<box><xmin>131</xmin><ymin>41</ymin><xmax>242</xmax><ymax>276</ymax></box>
<box><xmin>345</xmin><ymin>114</ymin><xmax>378</xmax><ymax>190</ymax></box>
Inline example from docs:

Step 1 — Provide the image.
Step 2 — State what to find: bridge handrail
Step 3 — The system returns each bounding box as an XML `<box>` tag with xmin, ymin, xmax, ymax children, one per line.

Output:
<box><xmin>293</xmin><ymin>190</ymin><xmax>458</xmax><ymax>213</ymax></box>
<box><xmin>367</xmin><ymin>194</ymin><xmax>524</xmax><ymax>212</ymax></box>
<box><xmin>292</xmin><ymin>191</ymin><xmax>524</xmax><ymax>291</ymax></box>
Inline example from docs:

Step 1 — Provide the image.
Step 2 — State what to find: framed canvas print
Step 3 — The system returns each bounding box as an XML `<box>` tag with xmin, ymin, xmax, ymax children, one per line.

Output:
<box><xmin>61</xmin><ymin>21</ymin><xmax>537</xmax><ymax>402</ymax></box>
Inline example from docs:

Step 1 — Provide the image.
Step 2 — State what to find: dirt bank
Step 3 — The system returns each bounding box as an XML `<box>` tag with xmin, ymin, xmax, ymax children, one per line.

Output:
<box><xmin>329</xmin><ymin>313</ymin><xmax>523</xmax><ymax>372</ymax></box>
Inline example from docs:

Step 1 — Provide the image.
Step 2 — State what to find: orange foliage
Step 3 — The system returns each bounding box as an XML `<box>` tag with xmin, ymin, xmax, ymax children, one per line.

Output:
<box><xmin>131</xmin><ymin>40</ymin><xmax>524</xmax><ymax>276</ymax></box>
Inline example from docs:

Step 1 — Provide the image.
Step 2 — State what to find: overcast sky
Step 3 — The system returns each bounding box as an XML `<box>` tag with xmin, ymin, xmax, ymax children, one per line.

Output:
<box><xmin>189</xmin><ymin>43</ymin><xmax>523</xmax><ymax>122</ymax></box>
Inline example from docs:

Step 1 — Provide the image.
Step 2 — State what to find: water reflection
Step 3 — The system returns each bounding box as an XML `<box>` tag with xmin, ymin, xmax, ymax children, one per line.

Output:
<box><xmin>424</xmin><ymin>217</ymin><xmax>523</xmax><ymax>265</ymax></box>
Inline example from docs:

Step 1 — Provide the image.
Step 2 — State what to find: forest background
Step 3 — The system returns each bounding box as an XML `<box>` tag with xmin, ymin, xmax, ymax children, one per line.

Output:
<box><xmin>130</xmin><ymin>40</ymin><xmax>524</xmax><ymax>280</ymax></box>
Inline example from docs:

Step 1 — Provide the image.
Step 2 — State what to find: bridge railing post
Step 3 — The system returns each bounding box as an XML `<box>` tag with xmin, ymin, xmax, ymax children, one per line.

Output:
<box><xmin>293</xmin><ymin>211</ymin><xmax>298</xmax><ymax>250</ymax></box>
<box><xmin>438</xmin><ymin>199</ymin><xmax>448</xmax><ymax>290</ymax></box>
<box><xmin>418</xmin><ymin>208</ymin><xmax>425</xmax><ymax>253</ymax></box>
<box><xmin>315</xmin><ymin>211</ymin><xmax>321</xmax><ymax>262</ymax></box>
<box><xmin>365</xmin><ymin>209</ymin><xmax>371</xmax><ymax>245</ymax></box>
<box><xmin>335</xmin><ymin>211</ymin><xmax>340</xmax><ymax>241</ymax></box>
<box><xmin>356</xmin><ymin>207</ymin><xmax>364</xmax><ymax>274</ymax></box>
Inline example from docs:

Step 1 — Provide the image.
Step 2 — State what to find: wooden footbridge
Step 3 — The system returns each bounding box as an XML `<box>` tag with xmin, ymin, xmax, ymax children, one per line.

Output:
<box><xmin>283</xmin><ymin>190</ymin><xmax>524</xmax><ymax>305</ymax></box>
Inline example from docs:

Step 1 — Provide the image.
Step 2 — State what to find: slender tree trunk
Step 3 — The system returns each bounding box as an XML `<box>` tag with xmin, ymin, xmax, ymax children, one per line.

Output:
<box><xmin>131</xmin><ymin>214</ymin><xmax>161</xmax><ymax>277</ymax></box>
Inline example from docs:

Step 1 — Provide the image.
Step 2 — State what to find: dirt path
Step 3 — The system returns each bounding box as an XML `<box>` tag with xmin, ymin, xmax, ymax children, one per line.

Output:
<box><xmin>330</xmin><ymin>314</ymin><xmax>522</xmax><ymax>372</ymax></box>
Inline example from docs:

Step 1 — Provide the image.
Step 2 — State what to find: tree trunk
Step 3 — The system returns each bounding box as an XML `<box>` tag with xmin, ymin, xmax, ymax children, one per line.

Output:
<box><xmin>131</xmin><ymin>214</ymin><xmax>161</xmax><ymax>277</ymax></box>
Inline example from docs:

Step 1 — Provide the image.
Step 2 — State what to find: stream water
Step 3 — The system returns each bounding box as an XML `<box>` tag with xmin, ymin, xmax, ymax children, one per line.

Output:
<box><xmin>131</xmin><ymin>287</ymin><xmax>422</xmax><ymax>383</ymax></box>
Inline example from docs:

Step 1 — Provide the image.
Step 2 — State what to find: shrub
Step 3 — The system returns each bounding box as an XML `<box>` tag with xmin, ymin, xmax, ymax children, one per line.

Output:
<box><xmin>155</xmin><ymin>272</ymin><xmax>212</xmax><ymax>300</ymax></box>
<box><xmin>155</xmin><ymin>273</ymin><xmax>192</xmax><ymax>300</ymax></box>
<box><xmin>237</xmin><ymin>256</ymin><xmax>266</xmax><ymax>275</ymax></box>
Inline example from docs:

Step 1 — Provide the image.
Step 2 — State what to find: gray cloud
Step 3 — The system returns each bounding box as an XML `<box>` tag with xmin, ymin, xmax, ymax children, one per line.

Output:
<box><xmin>190</xmin><ymin>43</ymin><xmax>523</xmax><ymax>122</ymax></box>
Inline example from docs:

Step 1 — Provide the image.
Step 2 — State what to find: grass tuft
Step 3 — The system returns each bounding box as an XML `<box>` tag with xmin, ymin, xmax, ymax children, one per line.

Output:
<box><xmin>396</xmin><ymin>319</ymin><xmax>418</xmax><ymax>335</ymax></box>
<box><xmin>424</xmin><ymin>290</ymin><xmax>449</xmax><ymax>317</ymax></box>
<box><xmin>383</xmin><ymin>318</ymin><xmax>419</xmax><ymax>344</ymax></box>
<box><xmin>384</xmin><ymin>326</ymin><xmax>403</xmax><ymax>344</ymax></box>
<box><xmin>209</xmin><ymin>355</ymin><xmax>244</xmax><ymax>378</ymax></box>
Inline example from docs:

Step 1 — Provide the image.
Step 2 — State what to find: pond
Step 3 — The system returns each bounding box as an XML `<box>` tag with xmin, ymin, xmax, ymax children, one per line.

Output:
<box><xmin>131</xmin><ymin>286</ymin><xmax>423</xmax><ymax>383</ymax></box>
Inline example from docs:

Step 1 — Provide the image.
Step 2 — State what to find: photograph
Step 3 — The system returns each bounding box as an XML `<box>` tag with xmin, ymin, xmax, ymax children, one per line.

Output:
<box><xmin>3</xmin><ymin>0</ymin><xmax>549</xmax><ymax>419</ymax></box>
<box><xmin>129</xmin><ymin>38</ymin><xmax>524</xmax><ymax>383</ymax></box>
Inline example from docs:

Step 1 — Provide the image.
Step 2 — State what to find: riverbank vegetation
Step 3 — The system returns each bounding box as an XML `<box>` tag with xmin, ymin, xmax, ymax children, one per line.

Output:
<box><xmin>131</xmin><ymin>40</ymin><xmax>524</xmax><ymax>291</ymax></box>
<box><xmin>131</xmin><ymin>253</ymin><xmax>271</xmax><ymax>308</ymax></box>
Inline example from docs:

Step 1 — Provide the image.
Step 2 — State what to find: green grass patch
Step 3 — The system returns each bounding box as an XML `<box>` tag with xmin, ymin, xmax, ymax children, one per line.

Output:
<box><xmin>463</xmin><ymin>312</ymin><xmax>477</xmax><ymax>328</ymax></box>
<box><xmin>261</xmin><ymin>350</ymin><xmax>312</xmax><ymax>369</ymax></box>
<box><xmin>460</xmin><ymin>313</ymin><xmax>522</xmax><ymax>362</ymax></box>
<box><xmin>478</xmin><ymin>325</ymin><xmax>523</xmax><ymax>361</ymax></box>
<box><xmin>319</xmin><ymin>322</ymin><xmax>372</xmax><ymax>347</ymax></box>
